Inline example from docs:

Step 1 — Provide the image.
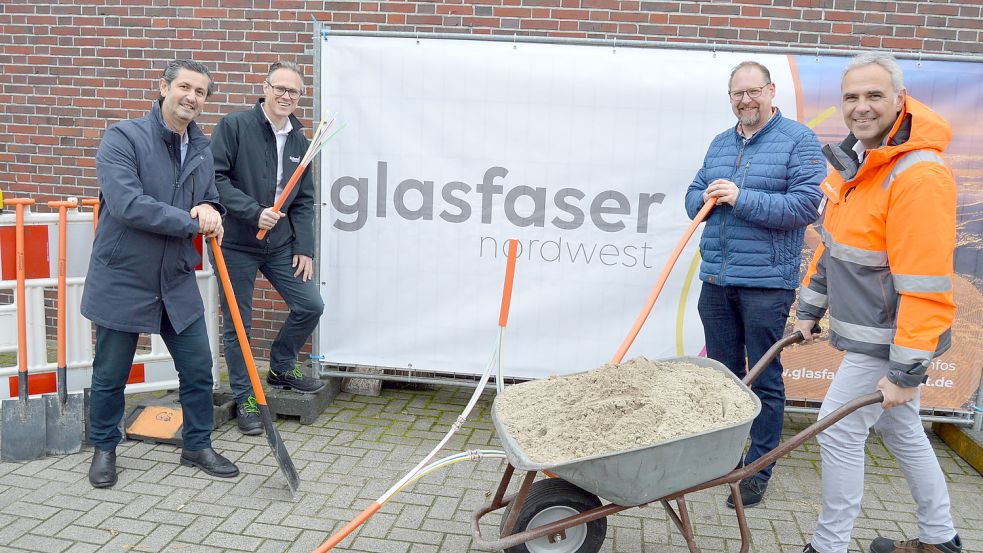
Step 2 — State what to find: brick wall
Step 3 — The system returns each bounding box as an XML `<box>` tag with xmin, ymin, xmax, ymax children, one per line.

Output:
<box><xmin>2</xmin><ymin>0</ymin><xmax>981</xmax><ymax>360</ymax></box>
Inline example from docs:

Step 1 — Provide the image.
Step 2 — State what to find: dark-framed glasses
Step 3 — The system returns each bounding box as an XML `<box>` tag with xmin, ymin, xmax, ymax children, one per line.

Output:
<box><xmin>729</xmin><ymin>84</ymin><xmax>770</xmax><ymax>101</ymax></box>
<box><xmin>266</xmin><ymin>80</ymin><xmax>302</xmax><ymax>99</ymax></box>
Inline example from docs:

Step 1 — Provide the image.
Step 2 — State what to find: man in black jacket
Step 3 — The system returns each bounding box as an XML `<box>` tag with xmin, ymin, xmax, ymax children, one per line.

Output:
<box><xmin>211</xmin><ymin>61</ymin><xmax>325</xmax><ymax>435</ymax></box>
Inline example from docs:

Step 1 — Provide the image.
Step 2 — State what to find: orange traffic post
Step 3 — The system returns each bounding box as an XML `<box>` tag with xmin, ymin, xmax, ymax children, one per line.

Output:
<box><xmin>80</xmin><ymin>198</ymin><xmax>99</xmax><ymax>233</ymax></box>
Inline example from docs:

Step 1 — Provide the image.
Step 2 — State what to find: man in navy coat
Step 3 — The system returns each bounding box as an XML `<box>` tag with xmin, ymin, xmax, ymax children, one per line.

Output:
<box><xmin>81</xmin><ymin>59</ymin><xmax>239</xmax><ymax>488</ymax></box>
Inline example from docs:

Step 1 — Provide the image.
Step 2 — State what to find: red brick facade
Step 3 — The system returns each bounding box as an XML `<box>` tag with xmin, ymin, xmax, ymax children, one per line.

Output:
<box><xmin>2</xmin><ymin>0</ymin><xmax>980</xmax><ymax>357</ymax></box>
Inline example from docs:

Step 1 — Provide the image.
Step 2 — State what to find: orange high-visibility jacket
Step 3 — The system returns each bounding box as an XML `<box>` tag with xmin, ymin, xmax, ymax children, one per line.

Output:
<box><xmin>796</xmin><ymin>96</ymin><xmax>957</xmax><ymax>388</ymax></box>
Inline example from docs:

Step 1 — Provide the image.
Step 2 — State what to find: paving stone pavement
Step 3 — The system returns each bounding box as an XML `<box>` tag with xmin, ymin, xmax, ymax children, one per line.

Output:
<box><xmin>1</xmin><ymin>384</ymin><xmax>981</xmax><ymax>553</ymax></box>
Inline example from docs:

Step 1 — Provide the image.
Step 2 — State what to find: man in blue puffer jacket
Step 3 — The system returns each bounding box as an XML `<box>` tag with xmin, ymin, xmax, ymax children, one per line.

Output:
<box><xmin>685</xmin><ymin>60</ymin><xmax>825</xmax><ymax>508</ymax></box>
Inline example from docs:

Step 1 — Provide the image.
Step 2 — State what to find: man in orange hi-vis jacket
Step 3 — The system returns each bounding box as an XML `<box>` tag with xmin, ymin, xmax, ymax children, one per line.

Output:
<box><xmin>796</xmin><ymin>53</ymin><xmax>961</xmax><ymax>553</ymax></box>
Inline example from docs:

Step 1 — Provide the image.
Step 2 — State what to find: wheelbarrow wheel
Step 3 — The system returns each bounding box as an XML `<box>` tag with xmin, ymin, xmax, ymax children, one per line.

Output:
<box><xmin>500</xmin><ymin>478</ymin><xmax>607</xmax><ymax>553</ymax></box>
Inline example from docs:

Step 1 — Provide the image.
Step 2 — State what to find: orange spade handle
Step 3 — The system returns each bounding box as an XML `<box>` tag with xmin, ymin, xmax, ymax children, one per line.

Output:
<box><xmin>498</xmin><ymin>239</ymin><xmax>519</xmax><ymax>328</ymax></box>
<box><xmin>47</xmin><ymin>199</ymin><xmax>78</xmax><ymax>368</ymax></box>
<box><xmin>610</xmin><ymin>198</ymin><xmax>717</xmax><ymax>364</ymax></box>
<box><xmin>81</xmin><ymin>198</ymin><xmax>99</xmax><ymax>233</ymax></box>
<box><xmin>313</xmin><ymin>501</ymin><xmax>382</xmax><ymax>553</ymax></box>
<box><xmin>255</xmin><ymin>161</ymin><xmax>308</xmax><ymax>241</ymax></box>
<box><xmin>208</xmin><ymin>237</ymin><xmax>270</xmax><ymax>406</ymax></box>
<box><xmin>6</xmin><ymin>198</ymin><xmax>35</xmax><ymax>381</ymax></box>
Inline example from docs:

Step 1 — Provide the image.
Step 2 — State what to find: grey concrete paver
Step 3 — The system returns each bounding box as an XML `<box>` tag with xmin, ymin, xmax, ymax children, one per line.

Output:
<box><xmin>0</xmin><ymin>386</ymin><xmax>980</xmax><ymax>553</ymax></box>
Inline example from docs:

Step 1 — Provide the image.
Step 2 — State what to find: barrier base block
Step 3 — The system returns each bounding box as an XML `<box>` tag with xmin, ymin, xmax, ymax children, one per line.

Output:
<box><xmin>267</xmin><ymin>378</ymin><xmax>341</xmax><ymax>425</ymax></box>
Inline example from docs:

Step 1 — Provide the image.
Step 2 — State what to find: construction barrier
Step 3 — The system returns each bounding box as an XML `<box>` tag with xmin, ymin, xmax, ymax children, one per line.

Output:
<box><xmin>0</xmin><ymin>201</ymin><xmax>220</xmax><ymax>399</ymax></box>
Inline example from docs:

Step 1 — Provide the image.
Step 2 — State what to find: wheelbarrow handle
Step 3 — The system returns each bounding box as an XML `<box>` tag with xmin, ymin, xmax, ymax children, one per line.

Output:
<box><xmin>686</xmin><ymin>390</ymin><xmax>885</xmax><ymax>493</ymax></box>
<box><xmin>742</xmin><ymin>323</ymin><xmax>822</xmax><ymax>388</ymax></box>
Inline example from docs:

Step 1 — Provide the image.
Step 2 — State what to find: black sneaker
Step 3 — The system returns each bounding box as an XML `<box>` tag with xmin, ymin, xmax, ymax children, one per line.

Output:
<box><xmin>803</xmin><ymin>544</ymin><xmax>822</xmax><ymax>553</ymax></box>
<box><xmin>725</xmin><ymin>476</ymin><xmax>768</xmax><ymax>509</ymax></box>
<box><xmin>236</xmin><ymin>396</ymin><xmax>263</xmax><ymax>436</ymax></box>
<box><xmin>869</xmin><ymin>534</ymin><xmax>961</xmax><ymax>553</ymax></box>
<box><xmin>266</xmin><ymin>366</ymin><xmax>326</xmax><ymax>394</ymax></box>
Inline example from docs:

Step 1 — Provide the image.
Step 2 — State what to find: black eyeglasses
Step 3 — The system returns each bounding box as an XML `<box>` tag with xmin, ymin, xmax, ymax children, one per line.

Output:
<box><xmin>728</xmin><ymin>84</ymin><xmax>771</xmax><ymax>101</ymax></box>
<box><xmin>266</xmin><ymin>80</ymin><xmax>302</xmax><ymax>99</ymax></box>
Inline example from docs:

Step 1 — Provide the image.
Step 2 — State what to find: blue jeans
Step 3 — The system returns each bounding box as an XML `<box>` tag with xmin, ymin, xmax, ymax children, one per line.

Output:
<box><xmin>215</xmin><ymin>245</ymin><xmax>324</xmax><ymax>403</ymax></box>
<box><xmin>697</xmin><ymin>282</ymin><xmax>794</xmax><ymax>482</ymax></box>
<box><xmin>89</xmin><ymin>314</ymin><xmax>215</xmax><ymax>451</ymax></box>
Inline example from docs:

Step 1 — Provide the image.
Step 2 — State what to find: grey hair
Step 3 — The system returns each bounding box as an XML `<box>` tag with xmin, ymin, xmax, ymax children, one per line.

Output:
<box><xmin>162</xmin><ymin>59</ymin><xmax>216</xmax><ymax>96</ymax></box>
<box><xmin>844</xmin><ymin>52</ymin><xmax>904</xmax><ymax>93</ymax></box>
<box><xmin>268</xmin><ymin>61</ymin><xmax>304</xmax><ymax>81</ymax></box>
<box><xmin>729</xmin><ymin>61</ymin><xmax>772</xmax><ymax>89</ymax></box>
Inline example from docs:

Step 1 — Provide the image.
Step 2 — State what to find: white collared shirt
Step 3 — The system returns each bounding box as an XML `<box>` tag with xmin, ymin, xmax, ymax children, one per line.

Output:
<box><xmin>852</xmin><ymin>138</ymin><xmax>867</xmax><ymax>164</ymax></box>
<box><xmin>179</xmin><ymin>130</ymin><xmax>189</xmax><ymax>166</ymax></box>
<box><xmin>261</xmin><ymin>107</ymin><xmax>293</xmax><ymax>202</ymax></box>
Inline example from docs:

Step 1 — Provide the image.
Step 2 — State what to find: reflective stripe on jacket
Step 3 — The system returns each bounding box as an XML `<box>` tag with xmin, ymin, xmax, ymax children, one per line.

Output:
<box><xmin>797</xmin><ymin>97</ymin><xmax>957</xmax><ymax>388</ymax></box>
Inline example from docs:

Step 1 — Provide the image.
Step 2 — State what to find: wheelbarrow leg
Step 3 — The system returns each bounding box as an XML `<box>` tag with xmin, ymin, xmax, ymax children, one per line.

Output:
<box><xmin>727</xmin><ymin>481</ymin><xmax>752</xmax><ymax>553</ymax></box>
<box><xmin>501</xmin><ymin>470</ymin><xmax>537</xmax><ymax>537</ymax></box>
<box><xmin>491</xmin><ymin>463</ymin><xmax>516</xmax><ymax>509</ymax></box>
<box><xmin>661</xmin><ymin>497</ymin><xmax>701</xmax><ymax>553</ymax></box>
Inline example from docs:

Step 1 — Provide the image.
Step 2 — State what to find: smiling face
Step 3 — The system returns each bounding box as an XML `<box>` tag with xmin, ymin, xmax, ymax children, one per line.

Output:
<box><xmin>841</xmin><ymin>63</ymin><xmax>906</xmax><ymax>149</ymax></box>
<box><xmin>158</xmin><ymin>68</ymin><xmax>210</xmax><ymax>133</ymax></box>
<box><xmin>729</xmin><ymin>66</ymin><xmax>775</xmax><ymax>135</ymax></box>
<box><xmin>262</xmin><ymin>68</ymin><xmax>304</xmax><ymax>127</ymax></box>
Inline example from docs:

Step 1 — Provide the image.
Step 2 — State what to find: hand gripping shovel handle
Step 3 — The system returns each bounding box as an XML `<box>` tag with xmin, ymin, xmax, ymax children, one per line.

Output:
<box><xmin>208</xmin><ymin>237</ymin><xmax>300</xmax><ymax>493</ymax></box>
<box><xmin>611</xmin><ymin>198</ymin><xmax>717</xmax><ymax>364</ymax></box>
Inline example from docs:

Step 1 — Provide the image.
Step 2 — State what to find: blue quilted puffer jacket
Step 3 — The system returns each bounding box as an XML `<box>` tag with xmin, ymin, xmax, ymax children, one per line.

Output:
<box><xmin>684</xmin><ymin>109</ymin><xmax>825</xmax><ymax>290</ymax></box>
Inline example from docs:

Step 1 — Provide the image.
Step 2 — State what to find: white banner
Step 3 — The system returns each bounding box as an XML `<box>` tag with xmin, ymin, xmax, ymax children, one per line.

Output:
<box><xmin>317</xmin><ymin>35</ymin><xmax>797</xmax><ymax>379</ymax></box>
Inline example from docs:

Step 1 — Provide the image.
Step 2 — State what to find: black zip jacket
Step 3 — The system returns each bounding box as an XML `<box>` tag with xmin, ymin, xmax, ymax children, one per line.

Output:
<box><xmin>211</xmin><ymin>99</ymin><xmax>316</xmax><ymax>257</ymax></box>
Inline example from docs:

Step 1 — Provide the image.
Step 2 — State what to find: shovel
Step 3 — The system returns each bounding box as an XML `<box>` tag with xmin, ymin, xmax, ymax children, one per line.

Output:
<box><xmin>1</xmin><ymin>197</ymin><xmax>47</xmax><ymax>462</ymax></box>
<box><xmin>208</xmin><ymin>237</ymin><xmax>300</xmax><ymax>493</ymax></box>
<box><xmin>44</xmin><ymin>199</ymin><xmax>85</xmax><ymax>455</ymax></box>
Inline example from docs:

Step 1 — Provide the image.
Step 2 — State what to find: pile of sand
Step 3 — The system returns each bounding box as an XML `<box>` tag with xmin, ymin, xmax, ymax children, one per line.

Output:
<box><xmin>494</xmin><ymin>357</ymin><xmax>757</xmax><ymax>465</ymax></box>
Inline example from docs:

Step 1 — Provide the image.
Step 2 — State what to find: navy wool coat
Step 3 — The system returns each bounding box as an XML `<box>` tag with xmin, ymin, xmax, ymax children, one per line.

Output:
<box><xmin>81</xmin><ymin>101</ymin><xmax>226</xmax><ymax>334</ymax></box>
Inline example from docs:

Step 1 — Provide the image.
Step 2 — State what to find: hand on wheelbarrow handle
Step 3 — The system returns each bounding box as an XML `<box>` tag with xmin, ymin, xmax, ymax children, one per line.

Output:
<box><xmin>742</xmin><ymin>323</ymin><xmax>822</xmax><ymax>387</ymax></box>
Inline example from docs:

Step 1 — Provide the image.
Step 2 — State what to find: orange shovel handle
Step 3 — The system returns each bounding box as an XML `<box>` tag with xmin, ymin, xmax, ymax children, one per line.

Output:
<box><xmin>208</xmin><ymin>238</ymin><xmax>270</xmax><ymax>406</ymax></box>
<box><xmin>6</xmin><ymin>198</ymin><xmax>35</xmax><ymax>394</ymax></box>
<box><xmin>81</xmin><ymin>198</ymin><xmax>99</xmax><ymax>233</ymax></box>
<box><xmin>47</xmin><ymin>199</ymin><xmax>78</xmax><ymax>368</ymax></box>
<box><xmin>498</xmin><ymin>239</ymin><xmax>519</xmax><ymax>328</ymax></box>
<box><xmin>610</xmin><ymin>198</ymin><xmax>717</xmax><ymax>364</ymax></box>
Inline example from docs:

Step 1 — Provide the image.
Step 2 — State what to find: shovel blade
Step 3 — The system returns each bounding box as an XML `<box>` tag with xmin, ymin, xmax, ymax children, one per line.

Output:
<box><xmin>259</xmin><ymin>404</ymin><xmax>300</xmax><ymax>494</ymax></box>
<box><xmin>1</xmin><ymin>397</ymin><xmax>47</xmax><ymax>462</ymax></box>
<box><xmin>44</xmin><ymin>393</ymin><xmax>84</xmax><ymax>455</ymax></box>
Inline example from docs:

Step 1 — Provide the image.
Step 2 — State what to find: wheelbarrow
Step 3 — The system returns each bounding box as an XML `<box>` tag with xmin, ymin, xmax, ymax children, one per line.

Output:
<box><xmin>470</xmin><ymin>331</ymin><xmax>884</xmax><ymax>553</ymax></box>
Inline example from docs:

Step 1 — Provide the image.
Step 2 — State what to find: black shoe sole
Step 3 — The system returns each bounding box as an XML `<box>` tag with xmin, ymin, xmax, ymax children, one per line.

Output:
<box><xmin>237</xmin><ymin>424</ymin><xmax>263</xmax><ymax>436</ymax></box>
<box><xmin>89</xmin><ymin>475</ymin><xmax>117</xmax><ymax>488</ymax></box>
<box><xmin>180</xmin><ymin>457</ymin><xmax>240</xmax><ymax>478</ymax></box>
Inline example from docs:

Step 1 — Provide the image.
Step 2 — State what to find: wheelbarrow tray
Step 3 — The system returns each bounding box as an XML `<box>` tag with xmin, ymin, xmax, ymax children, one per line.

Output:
<box><xmin>491</xmin><ymin>356</ymin><xmax>760</xmax><ymax>507</ymax></box>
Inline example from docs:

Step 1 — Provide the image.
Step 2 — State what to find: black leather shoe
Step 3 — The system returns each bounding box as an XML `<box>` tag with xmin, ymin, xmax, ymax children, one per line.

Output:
<box><xmin>236</xmin><ymin>396</ymin><xmax>263</xmax><ymax>436</ymax></box>
<box><xmin>725</xmin><ymin>476</ymin><xmax>768</xmax><ymax>508</ymax></box>
<box><xmin>88</xmin><ymin>448</ymin><xmax>117</xmax><ymax>488</ymax></box>
<box><xmin>180</xmin><ymin>448</ymin><xmax>240</xmax><ymax>478</ymax></box>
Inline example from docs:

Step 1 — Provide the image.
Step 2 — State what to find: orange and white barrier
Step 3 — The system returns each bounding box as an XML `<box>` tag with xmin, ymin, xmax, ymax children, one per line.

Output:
<box><xmin>0</xmin><ymin>201</ymin><xmax>220</xmax><ymax>399</ymax></box>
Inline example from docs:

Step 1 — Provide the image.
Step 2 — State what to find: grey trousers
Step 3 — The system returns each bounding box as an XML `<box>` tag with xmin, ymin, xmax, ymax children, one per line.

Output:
<box><xmin>810</xmin><ymin>352</ymin><xmax>957</xmax><ymax>553</ymax></box>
